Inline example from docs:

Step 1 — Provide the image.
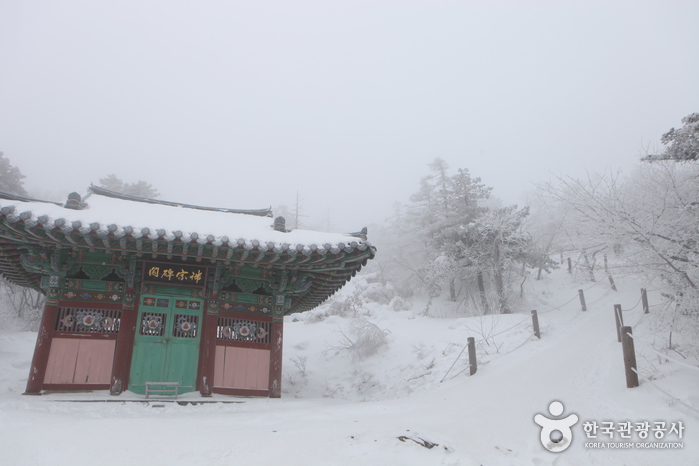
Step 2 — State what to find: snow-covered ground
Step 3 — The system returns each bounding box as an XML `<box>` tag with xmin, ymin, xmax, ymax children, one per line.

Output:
<box><xmin>1</xmin><ymin>269</ymin><xmax>698</xmax><ymax>465</ymax></box>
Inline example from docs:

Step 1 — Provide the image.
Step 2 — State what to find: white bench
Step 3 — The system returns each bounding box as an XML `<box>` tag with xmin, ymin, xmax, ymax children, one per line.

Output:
<box><xmin>145</xmin><ymin>382</ymin><xmax>180</xmax><ymax>399</ymax></box>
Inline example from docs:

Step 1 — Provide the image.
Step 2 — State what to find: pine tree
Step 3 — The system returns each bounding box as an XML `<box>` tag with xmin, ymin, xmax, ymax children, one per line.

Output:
<box><xmin>407</xmin><ymin>159</ymin><xmax>539</xmax><ymax>313</ymax></box>
<box><xmin>124</xmin><ymin>180</ymin><xmax>160</xmax><ymax>198</ymax></box>
<box><xmin>408</xmin><ymin>159</ymin><xmax>493</xmax><ymax>303</ymax></box>
<box><xmin>644</xmin><ymin>113</ymin><xmax>699</xmax><ymax>161</ymax></box>
<box><xmin>0</xmin><ymin>152</ymin><xmax>28</xmax><ymax>196</ymax></box>
<box><xmin>0</xmin><ymin>152</ymin><xmax>43</xmax><ymax>330</ymax></box>
<box><xmin>98</xmin><ymin>174</ymin><xmax>125</xmax><ymax>193</ymax></box>
<box><xmin>460</xmin><ymin>206</ymin><xmax>533</xmax><ymax>314</ymax></box>
<box><xmin>98</xmin><ymin>174</ymin><xmax>160</xmax><ymax>198</ymax></box>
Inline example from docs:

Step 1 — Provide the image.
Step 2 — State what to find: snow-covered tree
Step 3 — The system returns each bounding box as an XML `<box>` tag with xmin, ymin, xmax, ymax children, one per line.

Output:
<box><xmin>538</xmin><ymin>162</ymin><xmax>699</xmax><ymax>339</ymax></box>
<box><xmin>0</xmin><ymin>280</ymin><xmax>44</xmax><ymax>331</ymax></box>
<box><xmin>644</xmin><ymin>112</ymin><xmax>699</xmax><ymax>162</ymax></box>
<box><xmin>407</xmin><ymin>159</ymin><xmax>491</xmax><ymax>299</ymax></box>
<box><xmin>0</xmin><ymin>154</ymin><xmax>44</xmax><ymax>330</ymax></box>
<box><xmin>457</xmin><ymin>206</ymin><xmax>536</xmax><ymax>314</ymax></box>
<box><xmin>98</xmin><ymin>174</ymin><xmax>160</xmax><ymax>198</ymax></box>
<box><xmin>400</xmin><ymin>159</ymin><xmax>542</xmax><ymax>314</ymax></box>
<box><xmin>370</xmin><ymin>159</ymin><xmax>547</xmax><ymax>315</ymax></box>
<box><xmin>0</xmin><ymin>152</ymin><xmax>27</xmax><ymax>196</ymax></box>
<box><xmin>368</xmin><ymin>202</ymin><xmax>427</xmax><ymax>301</ymax></box>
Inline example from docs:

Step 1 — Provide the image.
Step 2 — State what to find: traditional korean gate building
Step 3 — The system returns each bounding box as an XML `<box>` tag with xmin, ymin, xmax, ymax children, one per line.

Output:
<box><xmin>0</xmin><ymin>186</ymin><xmax>375</xmax><ymax>398</ymax></box>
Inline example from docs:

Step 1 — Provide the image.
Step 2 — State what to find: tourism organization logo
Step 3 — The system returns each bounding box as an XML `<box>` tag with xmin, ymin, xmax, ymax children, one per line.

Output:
<box><xmin>534</xmin><ymin>401</ymin><xmax>579</xmax><ymax>452</ymax></box>
<box><xmin>582</xmin><ymin>420</ymin><xmax>684</xmax><ymax>450</ymax></box>
<box><xmin>534</xmin><ymin>400</ymin><xmax>685</xmax><ymax>453</ymax></box>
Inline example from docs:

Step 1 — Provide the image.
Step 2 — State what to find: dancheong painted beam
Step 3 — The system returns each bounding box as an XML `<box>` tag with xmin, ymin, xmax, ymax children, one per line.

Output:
<box><xmin>0</xmin><ymin>186</ymin><xmax>375</xmax><ymax>398</ymax></box>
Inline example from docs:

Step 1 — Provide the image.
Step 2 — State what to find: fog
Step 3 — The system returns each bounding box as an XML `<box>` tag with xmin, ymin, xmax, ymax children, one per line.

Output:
<box><xmin>1</xmin><ymin>1</ymin><xmax>698</xmax><ymax>232</ymax></box>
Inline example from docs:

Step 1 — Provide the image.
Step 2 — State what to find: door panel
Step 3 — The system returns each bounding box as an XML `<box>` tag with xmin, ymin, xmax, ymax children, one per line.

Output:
<box><xmin>128</xmin><ymin>295</ymin><xmax>202</xmax><ymax>394</ymax></box>
<box><xmin>45</xmin><ymin>339</ymin><xmax>115</xmax><ymax>385</ymax></box>
<box><xmin>214</xmin><ymin>346</ymin><xmax>270</xmax><ymax>391</ymax></box>
<box><xmin>73</xmin><ymin>340</ymin><xmax>116</xmax><ymax>384</ymax></box>
<box><xmin>45</xmin><ymin>338</ymin><xmax>78</xmax><ymax>384</ymax></box>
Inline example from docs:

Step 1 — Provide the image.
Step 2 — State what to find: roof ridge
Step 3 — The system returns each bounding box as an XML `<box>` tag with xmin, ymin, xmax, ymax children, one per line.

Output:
<box><xmin>0</xmin><ymin>190</ymin><xmax>62</xmax><ymax>206</ymax></box>
<box><xmin>89</xmin><ymin>185</ymin><xmax>273</xmax><ymax>217</ymax></box>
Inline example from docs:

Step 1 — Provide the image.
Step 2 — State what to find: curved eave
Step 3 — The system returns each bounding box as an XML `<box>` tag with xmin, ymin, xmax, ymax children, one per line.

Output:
<box><xmin>0</xmin><ymin>213</ymin><xmax>376</xmax><ymax>312</ymax></box>
<box><xmin>287</xmin><ymin>259</ymin><xmax>370</xmax><ymax>314</ymax></box>
<box><xmin>0</xmin><ymin>240</ymin><xmax>43</xmax><ymax>292</ymax></box>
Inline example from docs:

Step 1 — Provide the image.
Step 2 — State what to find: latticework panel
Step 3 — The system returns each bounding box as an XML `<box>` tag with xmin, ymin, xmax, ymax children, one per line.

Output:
<box><xmin>140</xmin><ymin>311</ymin><xmax>167</xmax><ymax>337</ymax></box>
<box><xmin>54</xmin><ymin>307</ymin><xmax>121</xmax><ymax>333</ymax></box>
<box><xmin>216</xmin><ymin>317</ymin><xmax>271</xmax><ymax>345</ymax></box>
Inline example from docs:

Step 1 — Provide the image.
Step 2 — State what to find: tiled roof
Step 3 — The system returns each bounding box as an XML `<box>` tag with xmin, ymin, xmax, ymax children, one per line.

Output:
<box><xmin>0</xmin><ymin>187</ymin><xmax>375</xmax><ymax>313</ymax></box>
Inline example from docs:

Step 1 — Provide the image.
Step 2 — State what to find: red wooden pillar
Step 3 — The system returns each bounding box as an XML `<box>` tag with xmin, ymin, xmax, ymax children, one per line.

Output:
<box><xmin>268</xmin><ymin>317</ymin><xmax>284</xmax><ymax>398</ymax></box>
<box><xmin>110</xmin><ymin>288</ymin><xmax>138</xmax><ymax>395</ymax></box>
<box><xmin>198</xmin><ymin>296</ymin><xmax>218</xmax><ymax>396</ymax></box>
<box><xmin>24</xmin><ymin>289</ymin><xmax>60</xmax><ymax>395</ymax></box>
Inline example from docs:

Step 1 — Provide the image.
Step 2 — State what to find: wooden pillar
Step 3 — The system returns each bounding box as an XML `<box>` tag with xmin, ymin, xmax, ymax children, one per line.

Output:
<box><xmin>621</xmin><ymin>326</ymin><xmax>639</xmax><ymax>388</ymax></box>
<box><xmin>268</xmin><ymin>318</ymin><xmax>284</xmax><ymax>398</ymax></box>
<box><xmin>110</xmin><ymin>288</ymin><xmax>138</xmax><ymax>395</ymax></box>
<box><xmin>198</xmin><ymin>296</ymin><xmax>218</xmax><ymax>397</ymax></box>
<box><xmin>531</xmin><ymin>310</ymin><xmax>540</xmax><ymax>339</ymax></box>
<box><xmin>614</xmin><ymin>304</ymin><xmax>623</xmax><ymax>343</ymax></box>
<box><xmin>467</xmin><ymin>337</ymin><xmax>477</xmax><ymax>376</ymax></box>
<box><xmin>578</xmin><ymin>289</ymin><xmax>587</xmax><ymax>312</ymax></box>
<box><xmin>641</xmin><ymin>288</ymin><xmax>649</xmax><ymax>314</ymax></box>
<box><xmin>24</xmin><ymin>289</ymin><xmax>60</xmax><ymax>395</ymax></box>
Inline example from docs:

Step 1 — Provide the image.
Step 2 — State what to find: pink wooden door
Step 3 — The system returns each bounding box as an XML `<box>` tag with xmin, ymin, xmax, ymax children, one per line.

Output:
<box><xmin>44</xmin><ymin>339</ymin><xmax>116</xmax><ymax>385</ymax></box>
<box><xmin>214</xmin><ymin>346</ymin><xmax>270</xmax><ymax>390</ymax></box>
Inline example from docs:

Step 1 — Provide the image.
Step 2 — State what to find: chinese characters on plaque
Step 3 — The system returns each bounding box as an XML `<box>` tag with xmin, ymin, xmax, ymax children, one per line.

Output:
<box><xmin>143</xmin><ymin>261</ymin><xmax>208</xmax><ymax>288</ymax></box>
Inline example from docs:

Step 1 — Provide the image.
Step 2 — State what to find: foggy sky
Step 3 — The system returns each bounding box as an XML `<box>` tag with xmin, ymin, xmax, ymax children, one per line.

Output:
<box><xmin>1</xmin><ymin>1</ymin><xmax>698</xmax><ymax>233</ymax></box>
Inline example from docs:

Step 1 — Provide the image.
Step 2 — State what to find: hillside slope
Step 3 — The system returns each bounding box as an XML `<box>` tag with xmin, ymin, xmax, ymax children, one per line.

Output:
<box><xmin>0</xmin><ymin>270</ymin><xmax>697</xmax><ymax>465</ymax></box>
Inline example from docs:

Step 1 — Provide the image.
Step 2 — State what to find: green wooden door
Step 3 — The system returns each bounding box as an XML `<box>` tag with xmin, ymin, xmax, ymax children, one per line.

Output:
<box><xmin>128</xmin><ymin>295</ymin><xmax>203</xmax><ymax>395</ymax></box>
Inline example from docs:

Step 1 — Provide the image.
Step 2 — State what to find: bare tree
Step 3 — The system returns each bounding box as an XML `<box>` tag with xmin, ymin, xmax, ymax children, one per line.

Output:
<box><xmin>0</xmin><ymin>280</ymin><xmax>45</xmax><ymax>331</ymax></box>
<box><xmin>537</xmin><ymin>163</ymin><xmax>699</xmax><ymax>337</ymax></box>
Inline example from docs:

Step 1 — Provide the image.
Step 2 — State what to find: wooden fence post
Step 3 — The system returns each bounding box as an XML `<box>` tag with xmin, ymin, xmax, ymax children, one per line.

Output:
<box><xmin>614</xmin><ymin>304</ymin><xmax>623</xmax><ymax>342</ymax></box>
<box><xmin>641</xmin><ymin>288</ymin><xmax>649</xmax><ymax>314</ymax></box>
<box><xmin>531</xmin><ymin>310</ymin><xmax>540</xmax><ymax>339</ymax></box>
<box><xmin>467</xmin><ymin>337</ymin><xmax>477</xmax><ymax>376</ymax></box>
<box><xmin>608</xmin><ymin>276</ymin><xmax>617</xmax><ymax>291</ymax></box>
<box><xmin>567</xmin><ymin>257</ymin><xmax>572</xmax><ymax>274</ymax></box>
<box><xmin>578</xmin><ymin>289</ymin><xmax>587</xmax><ymax>312</ymax></box>
<box><xmin>621</xmin><ymin>326</ymin><xmax>639</xmax><ymax>388</ymax></box>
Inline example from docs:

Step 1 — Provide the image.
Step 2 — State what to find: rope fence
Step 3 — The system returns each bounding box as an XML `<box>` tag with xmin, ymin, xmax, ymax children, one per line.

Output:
<box><xmin>537</xmin><ymin>281</ymin><xmax>603</xmax><ymax>315</ymax></box>
<box><xmin>441</xmin><ymin>269</ymin><xmax>699</xmax><ymax>416</ymax></box>
<box><xmin>537</xmin><ymin>293</ymin><xmax>580</xmax><ymax>314</ymax></box>
<box><xmin>617</xmin><ymin>299</ymin><xmax>699</xmax><ymax>416</ymax></box>
<box><xmin>441</xmin><ymin>279</ymin><xmax>615</xmax><ymax>382</ymax></box>
<box><xmin>630</xmin><ymin>367</ymin><xmax>699</xmax><ymax>417</ymax></box>
<box><xmin>583</xmin><ymin>286</ymin><xmax>616</xmax><ymax>307</ymax></box>
<box><xmin>621</xmin><ymin>296</ymin><xmax>642</xmax><ymax>312</ymax></box>
<box><xmin>440</xmin><ymin>316</ymin><xmax>531</xmax><ymax>382</ymax></box>
<box><xmin>625</xmin><ymin>332</ymin><xmax>699</xmax><ymax>374</ymax></box>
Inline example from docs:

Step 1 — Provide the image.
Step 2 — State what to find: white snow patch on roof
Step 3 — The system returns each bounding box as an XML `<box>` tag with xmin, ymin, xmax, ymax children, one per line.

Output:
<box><xmin>3</xmin><ymin>194</ymin><xmax>367</xmax><ymax>248</ymax></box>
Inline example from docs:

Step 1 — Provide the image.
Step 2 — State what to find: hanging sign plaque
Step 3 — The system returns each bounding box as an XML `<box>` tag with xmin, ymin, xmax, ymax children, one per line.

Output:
<box><xmin>142</xmin><ymin>261</ymin><xmax>208</xmax><ymax>288</ymax></box>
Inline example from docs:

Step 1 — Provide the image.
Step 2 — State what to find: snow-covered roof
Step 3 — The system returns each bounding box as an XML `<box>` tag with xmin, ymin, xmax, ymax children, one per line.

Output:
<box><xmin>1</xmin><ymin>186</ymin><xmax>369</xmax><ymax>251</ymax></box>
<box><xmin>0</xmin><ymin>187</ymin><xmax>375</xmax><ymax>313</ymax></box>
